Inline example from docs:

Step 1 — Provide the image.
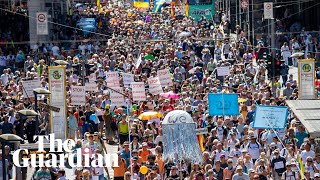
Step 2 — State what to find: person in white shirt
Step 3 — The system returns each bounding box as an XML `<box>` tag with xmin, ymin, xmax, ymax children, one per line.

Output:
<box><xmin>245</xmin><ymin>135</ymin><xmax>262</xmax><ymax>163</ymax></box>
<box><xmin>78</xmin><ymin>42</ymin><xmax>86</xmax><ymax>55</ymax></box>
<box><xmin>281</xmin><ymin>42</ymin><xmax>291</xmax><ymax>65</ymax></box>
<box><xmin>304</xmin><ymin>156</ymin><xmax>319</xmax><ymax>178</ymax></box>
<box><xmin>300</xmin><ymin>143</ymin><xmax>315</xmax><ymax>163</ymax></box>
<box><xmin>211</xmin><ymin>142</ymin><xmax>227</xmax><ymax>161</ymax></box>
<box><xmin>51</xmin><ymin>44</ymin><xmax>60</xmax><ymax>57</ymax></box>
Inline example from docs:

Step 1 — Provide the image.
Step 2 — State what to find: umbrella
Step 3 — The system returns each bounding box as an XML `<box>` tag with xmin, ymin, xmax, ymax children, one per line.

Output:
<box><xmin>54</xmin><ymin>60</ymin><xmax>68</xmax><ymax>65</ymax></box>
<box><xmin>290</xmin><ymin>52</ymin><xmax>304</xmax><ymax>58</ymax></box>
<box><xmin>160</xmin><ymin>91</ymin><xmax>180</xmax><ymax>99</ymax></box>
<box><xmin>177</xmin><ymin>31</ymin><xmax>192</xmax><ymax>37</ymax></box>
<box><xmin>18</xmin><ymin>109</ymin><xmax>39</xmax><ymax>116</ymax></box>
<box><xmin>138</xmin><ymin>111</ymin><xmax>162</xmax><ymax>121</ymax></box>
<box><xmin>238</xmin><ymin>98</ymin><xmax>247</xmax><ymax>103</ymax></box>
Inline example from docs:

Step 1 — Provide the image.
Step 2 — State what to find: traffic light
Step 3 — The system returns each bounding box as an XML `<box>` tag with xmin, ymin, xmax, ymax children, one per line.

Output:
<box><xmin>72</xmin><ymin>63</ymin><xmax>81</xmax><ymax>76</ymax></box>
<box><xmin>274</xmin><ymin>59</ymin><xmax>281</xmax><ymax>77</ymax></box>
<box><xmin>265</xmin><ymin>52</ymin><xmax>281</xmax><ymax>79</ymax></box>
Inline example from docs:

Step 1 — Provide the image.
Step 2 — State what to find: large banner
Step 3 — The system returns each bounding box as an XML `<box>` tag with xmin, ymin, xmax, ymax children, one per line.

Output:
<box><xmin>71</xmin><ymin>86</ymin><xmax>86</xmax><ymax>106</ymax></box>
<box><xmin>48</xmin><ymin>66</ymin><xmax>67</xmax><ymax>140</ymax></box>
<box><xmin>134</xmin><ymin>0</ymin><xmax>150</xmax><ymax>8</ymax></box>
<box><xmin>188</xmin><ymin>4</ymin><xmax>215</xmax><ymax>20</ymax></box>
<box><xmin>110</xmin><ymin>87</ymin><xmax>125</xmax><ymax>107</ymax></box>
<box><xmin>298</xmin><ymin>59</ymin><xmax>315</xmax><ymax>99</ymax></box>
<box><xmin>208</xmin><ymin>93</ymin><xmax>239</xmax><ymax>116</ymax></box>
<box><xmin>158</xmin><ymin>69</ymin><xmax>173</xmax><ymax>87</ymax></box>
<box><xmin>252</xmin><ymin>105</ymin><xmax>288</xmax><ymax>129</ymax></box>
<box><xmin>21</xmin><ymin>79</ymin><xmax>41</xmax><ymax>98</ymax></box>
<box><xmin>106</xmin><ymin>72</ymin><xmax>120</xmax><ymax>87</ymax></box>
<box><xmin>132</xmin><ymin>82</ymin><xmax>146</xmax><ymax>101</ymax></box>
<box><xmin>148</xmin><ymin>77</ymin><xmax>163</xmax><ymax>95</ymax></box>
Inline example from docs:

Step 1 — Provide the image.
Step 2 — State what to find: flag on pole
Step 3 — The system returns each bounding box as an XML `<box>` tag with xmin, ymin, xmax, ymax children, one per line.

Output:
<box><xmin>152</xmin><ymin>0</ymin><xmax>165</xmax><ymax>13</ymax></box>
<box><xmin>170</xmin><ymin>2</ymin><xmax>175</xmax><ymax>18</ymax></box>
<box><xmin>197</xmin><ymin>135</ymin><xmax>205</xmax><ymax>152</ymax></box>
<box><xmin>298</xmin><ymin>156</ymin><xmax>305</xmax><ymax>179</ymax></box>
<box><xmin>185</xmin><ymin>1</ymin><xmax>189</xmax><ymax>17</ymax></box>
<box><xmin>134</xmin><ymin>0</ymin><xmax>150</xmax><ymax>8</ymax></box>
<box><xmin>97</xmin><ymin>0</ymin><xmax>102</xmax><ymax>13</ymax></box>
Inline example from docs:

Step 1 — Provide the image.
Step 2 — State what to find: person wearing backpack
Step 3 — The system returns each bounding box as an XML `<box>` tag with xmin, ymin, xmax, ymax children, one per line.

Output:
<box><xmin>281</xmin><ymin>162</ymin><xmax>300</xmax><ymax>180</ymax></box>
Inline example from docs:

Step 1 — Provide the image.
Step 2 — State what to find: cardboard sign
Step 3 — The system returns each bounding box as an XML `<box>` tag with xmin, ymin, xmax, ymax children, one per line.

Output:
<box><xmin>106</xmin><ymin>72</ymin><xmax>120</xmax><ymax>86</ymax></box>
<box><xmin>122</xmin><ymin>73</ymin><xmax>134</xmax><ymax>86</ymax></box>
<box><xmin>85</xmin><ymin>82</ymin><xmax>97</xmax><ymax>92</ymax></box>
<box><xmin>71</xmin><ymin>86</ymin><xmax>86</xmax><ymax>105</ymax></box>
<box><xmin>22</xmin><ymin>79</ymin><xmax>41</xmax><ymax>98</ymax></box>
<box><xmin>110</xmin><ymin>87</ymin><xmax>125</xmax><ymax>107</ymax></box>
<box><xmin>148</xmin><ymin>77</ymin><xmax>163</xmax><ymax>95</ymax></box>
<box><xmin>158</xmin><ymin>69</ymin><xmax>173</xmax><ymax>87</ymax></box>
<box><xmin>131</xmin><ymin>82</ymin><xmax>146</xmax><ymax>101</ymax></box>
<box><xmin>217</xmin><ymin>66</ymin><xmax>230</xmax><ymax>76</ymax></box>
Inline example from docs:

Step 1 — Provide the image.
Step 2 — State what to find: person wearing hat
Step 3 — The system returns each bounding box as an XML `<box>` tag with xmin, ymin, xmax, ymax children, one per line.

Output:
<box><xmin>113</xmin><ymin>151</ymin><xmax>127</xmax><ymax>180</ymax></box>
<box><xmin>232</xmin><ymin>165</ymin><xmax>249</xmax><ymax>180</ymax></box>
<box><xmin>245</xmin><ymin>135</ymin><xmax>261</xmax><ymax>163</ymax></box>
<box><xmin>281</xmin><ymin>161</ymin><xmax>300</xmax><ymax>180</ymax></box>
<box><xmin>138</xmin><ymin>142</ymin><xmax>153</xmax><ymax>162</ymax></box>
<box><xmin>271</xmin><ymin>149</ymin><xmax>286</xmax><ymax>179</ymax></box>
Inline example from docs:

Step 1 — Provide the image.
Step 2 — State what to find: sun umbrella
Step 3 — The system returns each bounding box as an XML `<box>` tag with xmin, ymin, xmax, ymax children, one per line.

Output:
<box><xmin>160</xmin><ymin>91</ymin><xmax>180</xmax><ymax>99</ymax></box>
<box><xmin>238</xmin><ymin>98</ymin><xmax>247</xmax><ymax>103</ymax></box>
<box><xmin>54</xmin><ymin>60</ymin><xmax>68</xmax><ymax>65</ymax></box>
<box><xmin>18</xmin><ymin>109</ymin><xmax>39</xmax><ymax>116</ymax></box>
<box><xmin>290</xmin><ymin>52</ymin><xmax>304</xmax><ymax>58</ymax></box>
<box><xmin>138</xmin><ymin>111</ymin><xmax>162</xmax><ymax>121</ymax></box>
<box><xmin>177</xmin><ymin>31</ymin><xmax>192</xmax><ymax>37</ymax></box>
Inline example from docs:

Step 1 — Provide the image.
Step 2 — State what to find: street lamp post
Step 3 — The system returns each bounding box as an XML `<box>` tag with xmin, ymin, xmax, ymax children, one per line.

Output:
<box><xmin>33</xmin><ymin>88</ymin><xmax>51</xmax><ymax>135</ymax></box>
<box><xmin>0</xmin><ymin>134</ymin><xmax>23</xmax><ymax>180</ymax></box>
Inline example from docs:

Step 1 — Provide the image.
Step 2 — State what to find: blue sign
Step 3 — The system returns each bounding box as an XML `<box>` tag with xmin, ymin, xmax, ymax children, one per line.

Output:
<box><xmin>208</xmin><ymin>93</ymin><xmax>239</xmax><ymax>116</ymax></box>
<box><xmin>252</xmin><ymin>105</ymin><xmax>288</xmax><ymax>130</ymax></box>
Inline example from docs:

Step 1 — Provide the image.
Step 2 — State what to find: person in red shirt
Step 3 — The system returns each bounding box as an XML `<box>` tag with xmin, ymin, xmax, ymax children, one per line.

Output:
<box><xmin>162</xmin><ymin>99</ymin><xmax>174</xmax><ymax>112</ymax></box>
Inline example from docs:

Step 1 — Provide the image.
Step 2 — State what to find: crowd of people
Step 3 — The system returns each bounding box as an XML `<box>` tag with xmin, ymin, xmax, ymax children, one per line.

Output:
<box><xmin>0</xmin><ymin>0</ymin><xmax>319</xmax><ymax>180</ymax></box>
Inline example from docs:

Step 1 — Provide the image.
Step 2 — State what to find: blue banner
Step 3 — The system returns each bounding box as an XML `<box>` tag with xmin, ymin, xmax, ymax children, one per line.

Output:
<box><xmin>252</xmin><ymin>105</ymin><xmax>288</xmax><ymax>129</ymax></box>
<box><xmin>152</xmin><ymin>0</ymin><xmax>165</xmax><ymax>13</ymax></box>
<box><xmin>208</xmin><ymin>93</ymin><xmax>239</xmax><ymax>116</ymax></box>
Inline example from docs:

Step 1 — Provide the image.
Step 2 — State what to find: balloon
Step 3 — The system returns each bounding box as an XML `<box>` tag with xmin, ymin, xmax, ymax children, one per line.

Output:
<box><xmin>140</xmin><ymin>166</ymin><xmax>148</xmax><ymax>174</ymax></box>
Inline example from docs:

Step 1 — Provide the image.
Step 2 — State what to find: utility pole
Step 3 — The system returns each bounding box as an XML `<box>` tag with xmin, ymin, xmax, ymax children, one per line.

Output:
<box><xmin>271</xmin><ymin>18</ymin><xmax>276</xmax><ymax>97</ymax></box>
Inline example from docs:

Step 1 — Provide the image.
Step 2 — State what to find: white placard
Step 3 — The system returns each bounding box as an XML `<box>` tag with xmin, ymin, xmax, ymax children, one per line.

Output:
<box><xmin>217</xmin><ymin>66</ymin><xmax>230</xmax><ymax>76</ymax></box>
<box><xmin>85</xmin><ymin>82</ymin><xmax>97</xmax><ymax>92</ymax></box>
<box><xmin>48</xmin><ymin>66</ymin><xmax>66</xmax><ymax>140</ymax></box>
<box><xmin>148</xmin><ymin>77</ymin><xmax>163</xmax><ymax>95</ymax></box>
<box><xmin>110</xmin><ymin>87</ymin><xmax>125</xmax><ymax>107</ymax></box>
<box><xmin>196</xmin><ymin>128</ymin><xmax>209</xmax><ymax>135</ymax></box>
<box><xmin>88</xmin><ymin>73</ymin><xmax>96</xmax><ymax>82</ymax></box>
<box><xmin>36</xmin><ymin>12</ymin><xmax>48</xmax><ymax>35</ymax></box>
<box><xmin>157</xmin><ymin>69</ymin><xmax>173</xmax><ymax>87</ymax></box>
<box><xmin>71</xmin><ymin>86</ymin><xmax>86</xmax><ymax>105</ymax></box>
<box><xmin>106</xmin><ymin>72</ymin><xmax>120</xmax><ymax>86</ymax></box>
<box><xmin>131</xmin><ymin>82</ymin><xmax>146</xmax><ymax>101</ymax></box>
<box><xmin>264</xmin><ymin>2</ymin><xmax>273</xmax><ymax>19</ymax></box>
<box><xmin>122</xmin><ymin>73</ymin><xmax>134</xmax><ymax>86</ymax></box>
<box><xmin>298</xmin><ymin>59</ymin><xmax>315</xmax><ymax>99</ymax></box>
<box><xmin>135</xmin><ymin>55</ymin><xmax>142</xmax><ymax>69</ymax></box>
<box><xmin>22</xmin><ymin>79</ymin><xmax>41</xmax><ymax>98</ymax></box>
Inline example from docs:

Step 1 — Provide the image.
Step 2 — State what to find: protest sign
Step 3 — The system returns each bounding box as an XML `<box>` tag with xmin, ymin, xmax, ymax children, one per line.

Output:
<box><xmin>71</xmin><ymin>86</ymin><xmax>86</xmax><ymax>105</ymax></box>
<box><xmin>131</xmin><ymin>82</ymin><xmax>146</xmax><ymax>101</ymax></box>
<box><xmin>148</xmin><ymin>77</ymin><xmax>163</xmax><ymax>95</ymax></box>
<box><xmin>122</xmin><ymin>73</ymin><xmax>134</xmax><ymax>86</ymax></box>
<box><xmin>106</xmin><ymin>72</ymin><xmax>120</xmax><ymax>86</ymax></box>
<box><xmin>22</xmin><ymin>79</ymin><xmax>41</xmax><ymax>98</ymax></box>
<box><xmin>85</xmin><ymin>82</ymin><xmax>97</xmax><ymax>92</ymax></box>
<box><xmin>217</xmin><ymin>66</ymin><xmax>230</xmax><ymax>76</ymax></box>
<box><xmin>88</xmin><ymin>73</ymin><xmax>96</xmax><ymax>82</ymax></box>
<box><xmin>157</xmin><ymin>69</ymin><xmax>173</xmax><ymax>86</ymax></box>
<box><xmin>208</xmin><ymin>93</ymin><xmax>239</xmax><ymax>116</ymax></box>
<box><xmin>252</xmin><ymin>105</ymin><xmax>288</xmax><ymax>129</ymax></box>
<box><xmin>110</xmin><ymin>87</ymin><xmax>125</xmax><ymax>107</ymax></box>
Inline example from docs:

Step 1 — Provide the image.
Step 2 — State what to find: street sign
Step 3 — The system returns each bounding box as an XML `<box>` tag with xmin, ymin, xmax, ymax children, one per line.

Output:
<box><xmin>39</xmin><ymin>102</ymin><xmax>60</xmax><ymax>112</ymax></box>
<box><xmin>264</xmin><ymin>2</ymin><xmax>273</xmax><ymax>19</ymax></box>
<box><xmin>36</xmin><ymin>12</ymin><xmax>48</xmax><ymax>35</ymax></box>
<box><xmin>241</xmin><ymin>0</ymin><xmax>249</xmax><ymax>10</ymax></box>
